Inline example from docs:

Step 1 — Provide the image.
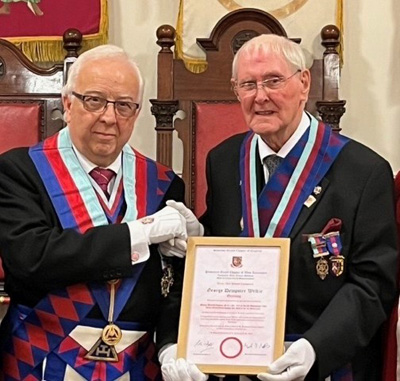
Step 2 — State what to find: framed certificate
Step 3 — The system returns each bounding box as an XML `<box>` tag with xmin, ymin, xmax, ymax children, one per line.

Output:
<box><xmin>177</xmin><ymin>237</ymin><xmax>290</xmax><ymax>375</ymax></box>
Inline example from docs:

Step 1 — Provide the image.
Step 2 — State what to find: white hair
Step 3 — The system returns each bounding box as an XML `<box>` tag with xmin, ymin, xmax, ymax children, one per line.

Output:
<box><xmin>62</xmin><ymin>44</ymin><xmax>144</xmax><ymax>106</ymax></box>
<box><xmin>232</xmin><ymin>34</ymin><xmax>307</xmax><ymax>80</ymax></box>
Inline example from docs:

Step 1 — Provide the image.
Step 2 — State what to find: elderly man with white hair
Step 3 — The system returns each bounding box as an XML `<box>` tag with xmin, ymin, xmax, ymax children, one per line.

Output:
<box><xmin>162</xmin><ymin>34</ymin><xmax>398</xmax><ymax>381</ymax></box>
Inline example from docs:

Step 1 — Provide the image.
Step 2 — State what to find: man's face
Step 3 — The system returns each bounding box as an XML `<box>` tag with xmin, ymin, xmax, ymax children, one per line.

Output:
<box><xmin>63</xmin><ymin>58</ymin><xmax>140</xmax><ymax>167</ymax></box>
<box><xmin>233</xmin><ymin>49</ymin><xmax>310</xmax><ymax>150</ymax></box>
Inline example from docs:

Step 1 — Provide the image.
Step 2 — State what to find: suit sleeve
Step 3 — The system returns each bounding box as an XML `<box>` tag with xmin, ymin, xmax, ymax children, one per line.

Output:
<box><xmin>155</xmin><ymin>173</ymin><xmax>186</xmax><ymax>349</ymax></box>
<box><xmin>0</xmin><ymin>150</ymin><xmax>134</xmax><ymax>300</ymax></box>
<box><xmin>0</xmin><ymin>150</ymin><xmax>183</xmax><ymax>305</ymax></box>
<box><xmin>303</xmin><ymin>159</ymin><xmax>398</xmax><ymax>378</ymax></box>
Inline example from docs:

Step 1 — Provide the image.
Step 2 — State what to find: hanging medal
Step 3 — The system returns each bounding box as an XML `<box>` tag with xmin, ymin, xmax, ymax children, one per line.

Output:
<box><xmin>315</xmin><ymin>257</ymin><xmax>329</xmax><ymax>280</ymax></box>
<box><xmin>161</xmin><ymin>263</ymin><xmax>174</xmax><ymax>297</ymax></box>
<box><xmin>330</xmin><ymin>255</ymin><xmax>345</xmax><ymax>277</ymax></box>
<box><xmin>308</xmin><ymin>234</ymin><xmax>330</xmax><ymax>280</ymax></box>
<box><xmin>325</xmin><ymin>231</ymin><xmax>344</xmax><ymax>276</ymax></box>
<box><xmin>85</xmin><ymin>279</ymin><xmax>122</xmax><ymax>362</ymax></box>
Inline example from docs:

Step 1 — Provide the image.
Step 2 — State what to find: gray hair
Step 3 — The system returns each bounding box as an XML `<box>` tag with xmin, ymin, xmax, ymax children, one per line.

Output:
<box><xmin>232</xmin><ymin>34</ymin><xmax>307</xmax><ymax>80</ymax></box>
<box><xmin>62</xmin><ymin>44</ymin><xmax>144</xmax><ymax>106</ymax></box>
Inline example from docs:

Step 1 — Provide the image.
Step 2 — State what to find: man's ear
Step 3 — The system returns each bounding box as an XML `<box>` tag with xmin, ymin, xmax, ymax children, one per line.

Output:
<box><xmin>62</xmin><ymin>95</ymin><xmax>72</xmax><ymax>123</ymax></box>
<box><xmin>231</xmin><ymin>78</ymin><xmax>241</xmax><ymax>101</ymax></box>
<box><xmin>299</xmin><ymin>69</ymin><xmax>311</xmax><ymax>99</ymax></box>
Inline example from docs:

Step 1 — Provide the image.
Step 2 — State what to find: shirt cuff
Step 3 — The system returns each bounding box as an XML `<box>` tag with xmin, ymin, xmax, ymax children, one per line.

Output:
<box><xmin>127</xmin><ymin>221</ymin><xmax>150</xmax><ymax>265</ymax></box>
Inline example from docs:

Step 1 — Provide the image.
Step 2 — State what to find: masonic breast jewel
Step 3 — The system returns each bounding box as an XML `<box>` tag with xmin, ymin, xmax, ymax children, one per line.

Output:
<box><xmin>308</xmin><ymin>231</ymin><xmax>344</xmax><ymax>280</ymax></box>
<box><xmin>85</xmin><ymin>279</ymin><xmax>122</xmax><ymax>362</ymax></box>
<box><xmin>161</xmin><ymin>264</ymin><xmax>174</xmax><ymax>297</ymax></box>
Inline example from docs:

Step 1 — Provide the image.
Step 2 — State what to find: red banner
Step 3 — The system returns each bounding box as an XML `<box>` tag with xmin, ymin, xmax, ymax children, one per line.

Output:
<box><xmin>0</xmin><ymin>0</ymin><xmax>108</xmax><ymax>62</ymax></box>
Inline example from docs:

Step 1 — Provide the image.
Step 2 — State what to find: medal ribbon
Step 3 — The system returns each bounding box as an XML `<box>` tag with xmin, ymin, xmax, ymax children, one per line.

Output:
<box><xmin>91</xmin><ymin>276</ymin><xmax>142</xmax><ymax>325</ymax></box>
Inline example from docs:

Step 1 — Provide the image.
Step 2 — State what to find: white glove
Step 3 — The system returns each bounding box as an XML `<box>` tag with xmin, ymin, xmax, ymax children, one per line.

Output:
<box><xmin>158</xmin><ymin>200</ymin><xmax>204</xmax><ymax>258</ymax></box>
<box><xmin>166</xmin><ymin>200</ymin><xmax>204</xmax><ymax>236</ymax></box>
<box><xmin>159</xmin><ymin>238</ymin><xmax>187</xmax><ymax>258</ymax></box>
<box><xmin>257</xmin><ymin>339</ymin><xmax>316</xmax><ymax>381</ymax></box>
<box><xmin>159</xmin><ymin>344</ymin><xmax>208</xmax><ymax>381</ymax></box>
<box><xmin>128</xmin><ymin>206</ymin><xmax>187</xmax><ymax>245</ymax></box>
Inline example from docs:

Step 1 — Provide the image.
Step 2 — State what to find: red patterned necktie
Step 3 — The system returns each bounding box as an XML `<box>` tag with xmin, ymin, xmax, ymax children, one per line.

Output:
<box><xmin>90</xmin><ymin>167</ymin><xmax>115</xmax><ymax>199</ymax></box>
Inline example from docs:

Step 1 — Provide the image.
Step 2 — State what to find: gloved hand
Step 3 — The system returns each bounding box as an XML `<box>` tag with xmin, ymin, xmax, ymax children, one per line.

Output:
<box><xmin>158</xmin><ymin>200</ymin><xmax>204</xmax><ymax>258</ymax></box>
<box><xmin>159</xmin><ymin>238</ymin><xmax>187</xmax><ymax>258</ymax></box>
<box><xmin>257</xmin><ymin>339</ymin><xmax>316</xmax><ymax>381</ymax></box>
<box><xmin>166</xmin><ymin>200</ymin><xmax>204</xmax><ymax>236</ymax></box>
<box><xmin>159</xmin><ymin>344</ymin><xmax>208</xmax><ymax>381</ymax></box>
<box><xmin>128</xmin><ymin>206</ymin><xmax>187</xmax><ymax>245</ymax></box>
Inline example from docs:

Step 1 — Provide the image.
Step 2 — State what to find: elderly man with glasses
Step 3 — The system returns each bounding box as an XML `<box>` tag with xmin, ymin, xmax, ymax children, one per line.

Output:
<box><xmin>0</xmin><ymin>45</ymin><xmax>189</xmax><ymax>380</ymax></box>
<box><xmin>161</xmin><ymin>34</ymin><xmax>398</xmax><ymax>381</ymax></box>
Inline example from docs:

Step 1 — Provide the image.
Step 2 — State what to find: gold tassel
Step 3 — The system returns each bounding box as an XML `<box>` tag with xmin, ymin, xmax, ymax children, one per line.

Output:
<box><xmin>175</xmin><ymin>0</ymin><xmax>208</xmax><ymax>73</ymax></box>
<box><xmin>5</xmin><ymin>0</ymin><xmax>108</xmax><ymax>63</ymax></box>
<box><xmin>175</xmin><ymin>0</ymin><xmax>184</xmax><ymax>61</ymax></box>
<box><xmin>180</xmin><ymin>59</ymin><xmax>207</xmax><ymax>74</ymax></box>
<box><xmin>336</xmin><ymin>0</ymin><xmax>344</xmax><ymax>67</ymax></box>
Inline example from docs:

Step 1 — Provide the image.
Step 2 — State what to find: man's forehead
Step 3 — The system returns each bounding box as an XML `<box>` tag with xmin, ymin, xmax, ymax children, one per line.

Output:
<box><xmin>79</xmin><ymin>58</ymin><xmax>134</xmax><ymax>75</ymax></box>
<box><xmin>76</xmin><ymin>59</ymin><xmax>139</xmax><ymax>92</ymax></box>
<box><xmin>237</xmin><ymin>50</ymin><xmax>291</xmax><ymax>75</ymax></box>
<box><xmin>239</xmin><ymin>47</ymin><xmax>286</xmax><ymax>64</ymax></box>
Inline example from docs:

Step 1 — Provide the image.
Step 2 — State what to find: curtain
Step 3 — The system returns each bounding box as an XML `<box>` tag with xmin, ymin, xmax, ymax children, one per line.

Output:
<box><xmin>176</xmin><ymin>0</ymin><xmax>341</xmax><ymax>73</ymax></box>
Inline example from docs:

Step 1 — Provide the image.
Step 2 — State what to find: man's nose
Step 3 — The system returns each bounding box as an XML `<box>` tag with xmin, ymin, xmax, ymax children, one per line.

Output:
<box><xmin>254</xmin><ymin>84</ymin><xmax>270</xmax><ymax>102</ymax></box>
<box><xmin>100</xmin><ymin>103</ymin><xmax>117</xmax><ymax>123</ymax></box>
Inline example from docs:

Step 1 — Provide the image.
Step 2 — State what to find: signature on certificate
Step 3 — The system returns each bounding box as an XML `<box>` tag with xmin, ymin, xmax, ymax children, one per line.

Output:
<box><xmin>195</xmin><ymin>339</ymin><xmax>215</xmax><ymax>353</ymax></box>
<box><xmin>244</xmin><ymin>342</ymin><xmax>270</xmax><ymax>349</ymax></box>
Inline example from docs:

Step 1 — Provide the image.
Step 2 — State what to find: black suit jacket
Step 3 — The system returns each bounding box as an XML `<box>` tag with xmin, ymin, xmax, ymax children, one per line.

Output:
<box><xmin>0</xmin><ymin>147</ymin><xmax>185</xmax><ymax>352</ymax></box>
<box><xmin>201</xmin><ymin>132</ymin><xmax>398</xmax><ymax>380</ymax></box>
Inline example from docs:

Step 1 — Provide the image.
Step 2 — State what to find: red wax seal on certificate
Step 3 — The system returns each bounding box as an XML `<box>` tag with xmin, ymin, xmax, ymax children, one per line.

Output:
<box><xmin>220</xmin><ymin>337</ymin><xmax>243</xmax><ymax>359</ymax></box>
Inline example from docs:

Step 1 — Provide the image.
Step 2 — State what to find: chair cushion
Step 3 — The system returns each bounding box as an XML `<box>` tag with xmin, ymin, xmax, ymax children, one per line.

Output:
<box><xmin>194</xmin><ymin>102</ymin><xmax>247</xmax><ymax>216</ymax></box>
<box><xmin>0</xmin><ymin>103</ymin><xmax>42</xmax><ymax>154</ymax></box>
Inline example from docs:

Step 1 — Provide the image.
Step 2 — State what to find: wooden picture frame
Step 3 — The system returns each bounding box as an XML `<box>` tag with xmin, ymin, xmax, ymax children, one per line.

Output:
<box><xmin>177</xmin><ymin>236</ymin><xmax>290</xmax><ymax>375</ymax></box>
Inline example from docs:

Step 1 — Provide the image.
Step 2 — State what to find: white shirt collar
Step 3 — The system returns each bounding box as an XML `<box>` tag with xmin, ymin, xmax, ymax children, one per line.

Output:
<box><xmin>72</xmin><ymin>144</ymin><xmax>122</xmax><ymax>175</ymax></box>
<box><xmin>257</xmin><ymin>111</ymin><xmax>310</xmax><ymax>161</ymax></box>
<box><xmin>72</xmin><ymin>145</ymin><xmax>122</xmax><ymax>207</ymax></box>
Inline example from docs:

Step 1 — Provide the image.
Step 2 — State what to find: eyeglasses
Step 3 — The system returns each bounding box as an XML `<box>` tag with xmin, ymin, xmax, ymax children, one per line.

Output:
<box><xmin>235</xmin><ymin>70</ymin><xmax>301</xmax><ymax>95</ymax></box>
<box><xmin>72</xmin><ymin>92</ymin><xmax>139</xmax><ymax>118</ymax></box>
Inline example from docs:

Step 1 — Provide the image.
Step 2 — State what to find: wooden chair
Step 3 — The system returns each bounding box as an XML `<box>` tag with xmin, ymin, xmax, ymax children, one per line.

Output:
<box><xmin>151</xmin><ymin>8</ymin><xmax>346</xmax><ymax>217</ymax></box>
<box><xmin>0</xmin><ymin>28</ymin><xmax>83</xmax><ymax>305</ymax></box>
